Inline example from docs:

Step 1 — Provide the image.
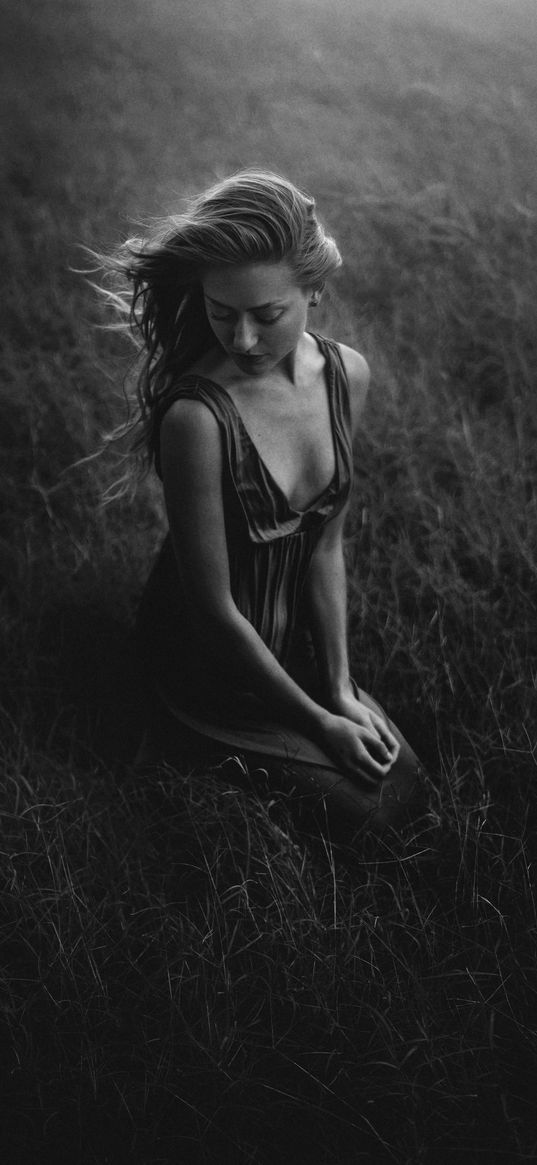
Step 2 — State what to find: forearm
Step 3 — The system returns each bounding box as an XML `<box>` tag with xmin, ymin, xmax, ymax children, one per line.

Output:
<box><xmin>196</xmin><ymin>601</ymin><xmax>332</xmax><ymax>740</ymax></box>
<box><xmin>190</xmin><ymin>601</ymin><xmax>397</xmax><ymax>780</ymax></box>
<box><xmin>304</xmin><ymin>539</ymin><xmax>353</xmax><ymax>706</ymax></box>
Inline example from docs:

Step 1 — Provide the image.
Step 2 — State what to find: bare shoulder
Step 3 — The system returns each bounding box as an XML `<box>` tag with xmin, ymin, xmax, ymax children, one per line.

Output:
<box><xmin>337</xmin><ymin>343</ymin><xmax>370</xmax><ymax>432</ymax></box>
<box><xmin>159</xmin><ymin>396</ymin><xmax>223</xmax><ymax>479</ymax></box>
<box><xmin>160</xmin><ymin>395</ymin><xmax>220</xmax><ymax>440</ymax></box>
<box><xmin>338</xmin><ymin>343</ymin><xmax>370</xmax><ymax>388</ymax></box>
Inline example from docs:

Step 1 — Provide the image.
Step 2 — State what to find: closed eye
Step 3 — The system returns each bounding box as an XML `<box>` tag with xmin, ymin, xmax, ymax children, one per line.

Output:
<box><xmin>208</xmin><ymin>311</ymin><xmax>284</xmax><ymax>325</ymax></box>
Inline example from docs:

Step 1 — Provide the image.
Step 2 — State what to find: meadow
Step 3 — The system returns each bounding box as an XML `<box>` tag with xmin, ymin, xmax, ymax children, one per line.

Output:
<box><xmin>2</xmin><ymin>0</ymin><xmax>537</xmax><ymax>1160</ymax></box>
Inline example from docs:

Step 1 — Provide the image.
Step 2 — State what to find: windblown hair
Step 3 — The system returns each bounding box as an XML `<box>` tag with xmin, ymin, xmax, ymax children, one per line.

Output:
<box><xmin>94</xmin><ymin>169</ymin><xmax>342</xmax><ymax>473</ymax></box>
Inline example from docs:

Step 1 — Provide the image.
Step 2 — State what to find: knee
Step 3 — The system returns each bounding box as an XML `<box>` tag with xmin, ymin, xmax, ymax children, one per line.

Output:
<box><xmin>324</xmin><ymin>746</ymin><xmax>429</xmax><ymax>844</ymax></box>
<box><xmin>255</xmin><ymin>750</ymin><xmax>430</xmax><ymax>847</ymax></box>
<box><xmin>364</xmin><ymin>753</ymin><xmax>430</xmax><ymax>836</ymax></box>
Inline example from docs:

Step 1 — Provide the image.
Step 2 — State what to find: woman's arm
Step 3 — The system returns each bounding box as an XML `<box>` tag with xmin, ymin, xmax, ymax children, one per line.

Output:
<box><xmin>306</xmin><ymin>342</ymin><xmax>368</xmax><ymax>705</ymax></box>
<box><xmin>305</xmin><ymin>504</ymin><xmax>398</xmax><ymax>765</ymax></box>
<box><xmin>305</xmin><ymin>503</ymin><xmax>352</xmax><ymax>708</ymax></box>
<box><xmin>160</xmin><ymin>397</ymin><xmax>394</xmax><ymax>779</ymax></box>
<box><xmin>304</xmin><ymin>345</ymin><xmax>400</xmax><ymax>762</ymax></box>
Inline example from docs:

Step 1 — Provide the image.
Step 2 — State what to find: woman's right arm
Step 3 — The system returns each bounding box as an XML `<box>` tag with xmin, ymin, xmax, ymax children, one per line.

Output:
<box><xmin>160</xmin><ymin>400</ymin><xmax>392</xmax><ymax>780</ymax></box>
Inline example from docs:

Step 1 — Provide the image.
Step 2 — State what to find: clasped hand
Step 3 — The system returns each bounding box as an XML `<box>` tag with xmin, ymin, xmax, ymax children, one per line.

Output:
<box><xmin>320</xmin><ymin>691</ymin><xmax>400</xmax><ymax>782</ymax></box>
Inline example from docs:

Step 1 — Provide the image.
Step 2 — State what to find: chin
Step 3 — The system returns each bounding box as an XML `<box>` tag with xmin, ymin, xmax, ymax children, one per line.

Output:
<box><xmin>231</xmin><ymin>354</ymin><xmax>270</xmax><ymax>372</ymax></box>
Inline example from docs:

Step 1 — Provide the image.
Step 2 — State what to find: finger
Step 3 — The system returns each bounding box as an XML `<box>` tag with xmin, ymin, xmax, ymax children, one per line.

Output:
<box><xmin>342</xmin><ymin>707</ymin><xmax>392</xmax><ymax>754</ymax></box>
<box><xmin>342</xmin><ymin>757</ymin><xmax>384</xmax><ymax>785</ymax></box>
<box><xmin>357</xmin><ymin>727</ymin><xmax>394</xmax><ymax>765</ymax></box>
<box><xmin>350</xmin><ymin>736</ymin><xmax>394</xmax><ymax>781</ymax></box>
<box><xmin>356</xmin><ymin>747</ymin><xmax>392</xmax><ymax>780</ymax></box>
<box><xmin>370</xmin><ymin>714</ymin><xmax>400</xmax><ymax>756</ymax></box>
<box><xmin>366</xmin><ymin>737</ymin><xmax>394</xmax><ymax>765</ymax></box>
<box><xmin>375</xmin><ymin>728</ymin><xmax>399</xmax><ymax>761</ymax></box>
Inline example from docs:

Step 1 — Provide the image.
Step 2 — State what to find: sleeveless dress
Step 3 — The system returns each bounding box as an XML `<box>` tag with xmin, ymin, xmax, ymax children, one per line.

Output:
<box><xmin>137</xmin><ymin>333</ymin><xmax>358</xmax><ymax>768</ymax></box>
<box><xmin>137</xmin><ymin>334</ymin><xmax>424</xmax><ymax>825</ymax></box>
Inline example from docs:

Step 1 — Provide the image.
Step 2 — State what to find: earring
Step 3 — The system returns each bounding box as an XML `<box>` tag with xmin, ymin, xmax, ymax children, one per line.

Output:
<box><xmin>309</xmin><ymin>292</ymin><xmax>320</xmax><ymax>307</ymax></box>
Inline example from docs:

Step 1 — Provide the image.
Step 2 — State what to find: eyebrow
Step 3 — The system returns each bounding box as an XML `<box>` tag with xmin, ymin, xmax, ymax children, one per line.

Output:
<box><xmin>204</xmin><ymin>295</ymin><xmax>284</xmax><ymax>310</ymax></box>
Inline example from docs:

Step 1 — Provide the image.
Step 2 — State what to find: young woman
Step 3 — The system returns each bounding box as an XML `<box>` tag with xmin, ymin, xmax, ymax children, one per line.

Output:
<box><xmin>106</xmin><ymin>170</ymin><xmax>426</xmax><ymax>844</ymax></box>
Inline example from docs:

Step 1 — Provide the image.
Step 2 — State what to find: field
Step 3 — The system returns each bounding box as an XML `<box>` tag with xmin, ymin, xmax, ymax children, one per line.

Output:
<box><xmin>2</xmin><ymin>0</ymin><xmax>537</xmax><ymax>1160</ymax></box>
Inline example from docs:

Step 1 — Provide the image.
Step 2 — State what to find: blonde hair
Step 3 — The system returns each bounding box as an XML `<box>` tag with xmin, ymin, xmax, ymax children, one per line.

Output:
<box><xmin>95</xmin><ymin>169</ymin><xmax>342</xmax><ymax>471</ymax></box>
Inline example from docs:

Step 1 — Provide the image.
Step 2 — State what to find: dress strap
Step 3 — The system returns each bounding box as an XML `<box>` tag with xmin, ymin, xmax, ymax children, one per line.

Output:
<box><xmin>152</xmin><ymin>337</ymin><xmax>353</xmax><ymax>539</ymax></box>
<box><xmin>308</xmin><ymin>333</ymin><xmax>354</xmax><ymax>481</ymax></box>
<box><xmin>311</xmin><ymin>332</ymin><xmax>349</xmax><ymax>382</ymax></box>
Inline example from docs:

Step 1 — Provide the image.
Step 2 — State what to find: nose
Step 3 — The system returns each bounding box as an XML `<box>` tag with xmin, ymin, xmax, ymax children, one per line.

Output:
<box><xmin>232</xmin><ymin>315</ymin><xmax>258</xmax><ymax>353</ymax></box>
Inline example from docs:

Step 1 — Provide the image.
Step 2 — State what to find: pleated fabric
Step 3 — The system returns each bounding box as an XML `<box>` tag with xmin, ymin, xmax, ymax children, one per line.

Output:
<box><xmin>137</xmin><ymin>333</ymin><xmax>356</xmax><ymax>766</ymax></box>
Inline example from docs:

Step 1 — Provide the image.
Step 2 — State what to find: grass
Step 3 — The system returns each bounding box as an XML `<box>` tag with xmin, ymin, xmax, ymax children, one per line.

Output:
<box><xmin>2</xmin><ymin>0</ymin><xmax>537</xmax><ymax>1160</ymax></box>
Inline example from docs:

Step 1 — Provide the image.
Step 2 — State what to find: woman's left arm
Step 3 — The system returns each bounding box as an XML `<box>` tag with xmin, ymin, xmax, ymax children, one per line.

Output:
<box><xmin>305</xmin><ymin>501</ymin><xmax>353</xmax><ymax>709</ymax></box>
<box><xmin>304</xmin><ymin>346</ymin><xmax>401</xmax><ymax>761</ymax></box>
<box><xmin>306</xmin><ymin>343</ymin><xmax>368</xmax><ymax>706</ymax></box>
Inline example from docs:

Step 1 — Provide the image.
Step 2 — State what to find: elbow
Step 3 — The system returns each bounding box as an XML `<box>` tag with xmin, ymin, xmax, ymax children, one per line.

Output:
<box><xmin>170</xmin><ymin>550</ymin><xmax>239</xmax><ymax>633</ymax></box>
<box><xmin>185</xmin><ymin>587</ymin><xmax>243</xmax><ymax>643</ymax></box>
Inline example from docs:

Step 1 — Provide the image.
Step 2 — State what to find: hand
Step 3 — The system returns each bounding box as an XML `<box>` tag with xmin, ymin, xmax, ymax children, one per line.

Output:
<box><xmin>317</xmin><ymin>713</ymin><xmax>394</xmax><ymax>782</ymax></box>
<box><xmin>334</xmin><ymin>691</ymin><xmax>400</xmax><ymax>767</ymax></box>
<box><xmin>318</xmin><ymin>694</ymin><xmax>400</xmax><ymax>782</ymax></box>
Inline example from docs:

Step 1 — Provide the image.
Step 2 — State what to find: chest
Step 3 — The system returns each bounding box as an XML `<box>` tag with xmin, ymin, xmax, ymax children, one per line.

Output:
<box><xmin>232</xmin><ymin>378</ymin><xmax>336</xmax><ymax>512</ymax></box>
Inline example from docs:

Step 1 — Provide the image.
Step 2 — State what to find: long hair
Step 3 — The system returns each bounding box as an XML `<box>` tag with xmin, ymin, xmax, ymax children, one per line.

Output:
<box><xmin>93</xmin><ymin>169</ymin><xmax>342</xmax><ymax>474</ymax></box>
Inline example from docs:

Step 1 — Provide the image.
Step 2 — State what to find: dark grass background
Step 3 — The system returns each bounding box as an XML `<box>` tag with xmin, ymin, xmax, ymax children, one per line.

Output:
<box><xmin>2</xmin><ymin>0</ymin><xmax>537</xmax><ymax>1161</ymax></box>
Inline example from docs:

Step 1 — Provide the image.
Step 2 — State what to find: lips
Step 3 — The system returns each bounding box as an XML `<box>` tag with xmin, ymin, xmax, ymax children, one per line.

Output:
<box><xmin>231</xmin><ymin>353</ymin><xmax>266</xmax><ymax>361</ymax></box>
<box><xmin>230</xmin><ymin>353</ymin><xmax>268</xmax><ymax>369</ymax></box>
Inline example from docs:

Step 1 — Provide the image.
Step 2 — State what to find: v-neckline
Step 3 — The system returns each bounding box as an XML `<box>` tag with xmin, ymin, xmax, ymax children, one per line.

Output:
<box><xmin>184</xmin><ymin>333</ymin><xmax>339</xmax><ymax>517</ymax></box>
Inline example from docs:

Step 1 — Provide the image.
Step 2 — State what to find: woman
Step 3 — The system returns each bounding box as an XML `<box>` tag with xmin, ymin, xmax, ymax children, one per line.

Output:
<box><xmin>108</xmin><ymin>170</ymin><xmax>425</xmax><ymax>843</ymax></box>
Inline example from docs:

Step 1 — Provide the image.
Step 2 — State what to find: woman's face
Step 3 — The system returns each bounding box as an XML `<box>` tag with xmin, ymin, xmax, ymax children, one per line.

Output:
<box><xmin>201</xmin><ymin>261</ymin><xmax>311</xmax><ymax>377</ymax></box>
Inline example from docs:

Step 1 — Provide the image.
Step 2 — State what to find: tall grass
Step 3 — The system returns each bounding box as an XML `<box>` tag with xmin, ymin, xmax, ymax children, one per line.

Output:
<box><xmin>2</xmin><ymin>0</ymin><xmax>537</xmax><ymax>1160</ymax></box>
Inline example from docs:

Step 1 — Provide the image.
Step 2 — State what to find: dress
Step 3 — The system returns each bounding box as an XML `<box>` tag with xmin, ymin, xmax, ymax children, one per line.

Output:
<box><xmin>138</xmin><ymin>333</ymin><xmax>354</xmax><ymax>763</ymax></box>
<box><xmin>137</xmin><ymin>333</ymin><xmax>424</xmax><ymax>832</ymax></box>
